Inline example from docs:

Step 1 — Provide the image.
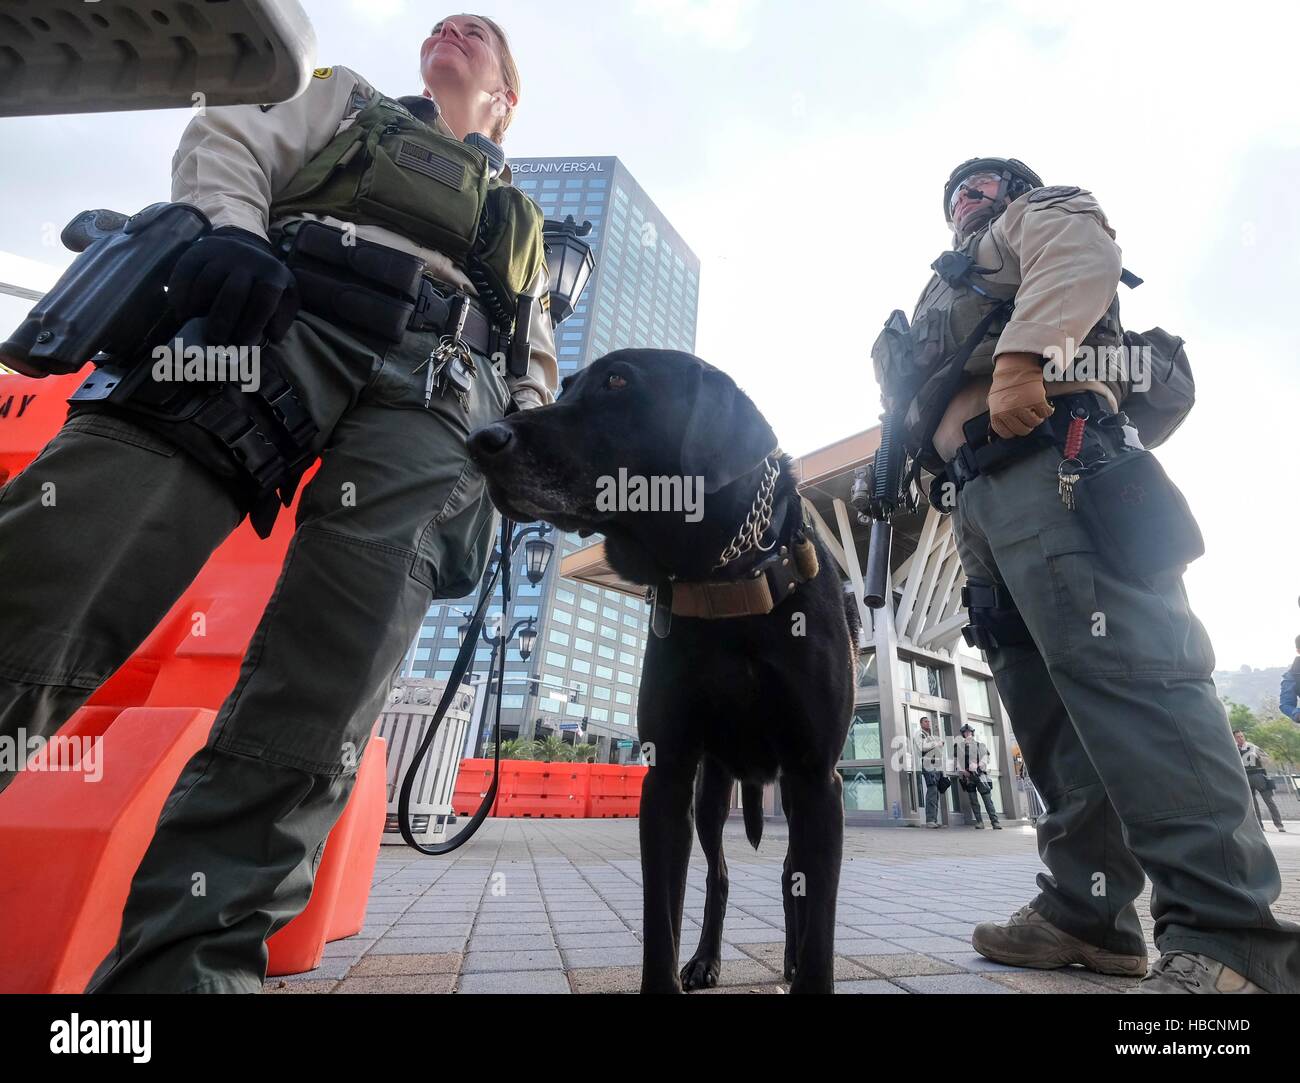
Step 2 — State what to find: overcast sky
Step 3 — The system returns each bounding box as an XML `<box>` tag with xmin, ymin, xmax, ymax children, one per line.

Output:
<box><xmin>1</xmin><ymin>0</ymin><xmax>1296</xmax><ymax>670</ymax></box>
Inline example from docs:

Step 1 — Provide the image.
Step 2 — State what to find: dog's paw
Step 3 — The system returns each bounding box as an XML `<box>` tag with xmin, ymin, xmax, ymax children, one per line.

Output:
<box><xmin>680</xmin><ymin>956</ymin><xmax>721</xmax><ymax>990</ymax></box>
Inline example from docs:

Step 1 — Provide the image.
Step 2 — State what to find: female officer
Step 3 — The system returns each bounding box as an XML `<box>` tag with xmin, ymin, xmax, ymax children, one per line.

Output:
<box><xmin>0</xmin><ymin>14</ymin><xmax>553</xmax><ymax>993</ymax></box>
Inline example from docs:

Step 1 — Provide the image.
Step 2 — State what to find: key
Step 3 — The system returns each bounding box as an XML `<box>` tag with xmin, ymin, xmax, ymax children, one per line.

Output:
<box><xmin>1057</xmin><ymin>458</ymin><xmax>1082</xmax><ymax>511</ymax></box>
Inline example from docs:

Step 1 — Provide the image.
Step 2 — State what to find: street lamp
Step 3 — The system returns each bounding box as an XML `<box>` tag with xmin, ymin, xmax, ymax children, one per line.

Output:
<box><xmin>518</xmin><ymin>622</ymin><xmax>537</xmax><ymax>661</ymax></box>
<box><xmin>522</xmin><ymin>535</ymin><xmax>553</xmax><ymax>584</ymax></box>
<box><xmin>542</xmin><ymin>216</ymin><xmax>596</xmax><ymax>326</ymax></box>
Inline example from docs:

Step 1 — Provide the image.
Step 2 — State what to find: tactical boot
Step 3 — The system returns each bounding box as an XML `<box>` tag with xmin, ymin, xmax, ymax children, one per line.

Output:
<box><xmin>972</xmin><ymin>904</ymin><xmax>1148</xmax><ymax>976</ymax></box>
<box><xmin>1132</xmin><ymin>951</ymin><xmax>1266</xmax><ymax>994</ymax></box>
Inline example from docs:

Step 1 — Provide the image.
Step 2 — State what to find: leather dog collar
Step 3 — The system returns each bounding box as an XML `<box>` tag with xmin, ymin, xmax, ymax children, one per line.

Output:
<box><xmin>647</xmin><ymin>491</ymin><xmax>821</xmax><ymax>637</ymax></box>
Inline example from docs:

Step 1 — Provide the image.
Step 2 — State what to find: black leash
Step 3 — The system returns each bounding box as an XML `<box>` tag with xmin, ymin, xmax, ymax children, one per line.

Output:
<box><xmin>397</xmin><ymin>515</ymin><xmax>513</xmax><ymax>855</ymax></box>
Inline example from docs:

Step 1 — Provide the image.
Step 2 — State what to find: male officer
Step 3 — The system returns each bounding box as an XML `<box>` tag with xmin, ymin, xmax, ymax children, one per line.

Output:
<box><xmin>914</xmin><ymin>716</ymin><xmax>946</xmax><ymax>827</ymax></box>
<box><xmin>1235</xmin><ymin>730</ymin><xmax>1286</xmax><ymax>832</ymax></box>
<box><xmin>0</xmin><ymin>15</ymin><xmax>555</xmax><ymax>991</ymax></box>
<box><xmin>872</xmin><ymin>157</ymin><xmax>1300</xmax><ymax>993</ymax></box>
<box><xmin>955</xmin><ymin>723</ymin><xmax>1000</xmax><ymax>829</ymax></box>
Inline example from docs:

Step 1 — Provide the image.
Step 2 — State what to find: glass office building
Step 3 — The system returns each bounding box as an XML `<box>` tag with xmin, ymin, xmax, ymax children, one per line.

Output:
<box><xmin>396</xmin><ymin>156</ymin><xmax>700</xmax><ymax>763</ymax></box>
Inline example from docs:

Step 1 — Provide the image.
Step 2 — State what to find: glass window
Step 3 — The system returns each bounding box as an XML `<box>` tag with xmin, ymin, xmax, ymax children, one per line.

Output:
<box><xmin>500</xmin><ymin>695</ymin><xmax>525</xmax><ymax>709</ymax></box>
<box><xmin>580</xmin><ymin>598</ymin><xmax>598</xmax><ymax>613</ymax></box>
<box><xmin>615</xmin><ymin>691</ymin><xmax>632</xmax><ymax>705</ymax></box>
<box><xmin>595</xmin><ymin>664</ymin><xmax>613</xmax><ymax>679</ymax></box>
<box><xmin>897</xmin><ymin>659</ymin><xmax>914</xmax><ymax>692</ymax></box>
<box><xmin>544</xmin><ymin>651</ymin><xmax>566</xmax><ymax>667</ymax></box>
<box><xmin>590</xmin><ymin>707</ymin><xmax>608</xmax><ymax>722</ymax></box>
<box><xmin>855</xmin><ymin>652</ymin><xmax>878</xmax><ymax>689</ymax></box>
<box><xmin>961</xmin><ymin>672</ymin><xmax>993</xmax><ymax>716</ymax></box>
<box><xmin>552</xmin><ymin>609</ymin><xmax>572</xmax><ymax>625</ymax></box>
<box><xmin>617</xmin><ymin>671</ymin><xmax>634</xmax><ymax>685</ymax></box>
<box><xmin>578</xmin><ymin>617</ymin><xmax>596</xmax><ymax>633</ymax></box>
<box><xmin>594</xmin><ymin>686</ymin><xmax>611</xmax><ymax>700</ymax></box>
<box><xmin>571</xmin><ymin>658</ymin><xmax>591</xmax><ymax>674</ymax></box>
<box><xmin>437</xmin><ymin>648</ymin><xmax>460</xmax><ymax>661</ymax></box>
<box><xmin>548</xmin><ymin>629</ymin><xmax>569</xmax><ymax>646</ymax></box>
<box><xmin>839</xmin><ymin>766</ymin><xmax>886</xmax><ymax>812</ymax></box>
<box><xmin>573</xmin><ymin>637</ymin><xmax>593</xmax><ymax>653</ymax></box>
<box><xmin>841</xmin><ymin>705</ymin><xmax>882</xmax><ymax>762</ymax></box>
<box><xmin>919</xmin><ymin>662</ymin><xmax>943</xmax><ymax>698</ymax></box>
<box><xmin>598</xmin><ymin>645</ymin><xmax>615</xmax><ymax>659</ymax></box>
<box><xmin>619</xmin><ymin>651</ymin><xmax>635</xmax><ymax>665</ymax></box>
<box><xmin>539</xmin><ymin>698</ymin><xmax>560</xmax><ymax>714</ymax></box>
<box><xmin>602</xmin><ymin>606</ymin><xmax>620</xmax><ymax>619</ymax></box>
<box><xmin>556</xmin><ymin>589</ymin><xmax>576</xmax><ymax>603</ymax></box>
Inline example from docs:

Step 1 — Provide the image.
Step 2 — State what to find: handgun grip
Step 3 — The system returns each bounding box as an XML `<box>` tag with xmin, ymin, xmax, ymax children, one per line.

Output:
<box><xmin>61</xmin><ymin>209</ymin><xmax>130</xmax><ymax>253</ymax></box>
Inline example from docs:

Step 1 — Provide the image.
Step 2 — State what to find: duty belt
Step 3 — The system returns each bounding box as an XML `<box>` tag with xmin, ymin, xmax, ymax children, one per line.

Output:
<box><xmin>932</xmin><ymin>391</ymin><xmax>1117</xmax><ymax>505</ymax></box>
<box><xmin>280</xmin><ymin>219</ymin><xmax>523</xmax><ymax>362</ymax></box>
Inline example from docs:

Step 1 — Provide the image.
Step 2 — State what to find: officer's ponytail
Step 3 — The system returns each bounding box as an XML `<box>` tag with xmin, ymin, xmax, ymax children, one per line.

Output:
<box><xmin>472</xmin><ymin>14</ymin><xmax>520</xmax><ymax>144</ymax></box>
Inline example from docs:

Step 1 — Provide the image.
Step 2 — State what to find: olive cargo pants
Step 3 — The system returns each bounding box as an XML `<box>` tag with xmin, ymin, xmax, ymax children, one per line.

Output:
<box><xmin>951</xmin><ymin>442</ymin><xmax>1300</xmax><ymax>993</ymax></box>
<box><xmin>0</xmin><ymin>311</ymin><xmax>508</xmax><ymax>992</ymax></box>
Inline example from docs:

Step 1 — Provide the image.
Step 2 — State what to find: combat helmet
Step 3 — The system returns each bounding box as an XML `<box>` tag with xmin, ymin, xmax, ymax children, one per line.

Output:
<box><xmin>943</xmin><ymin>157</ymin><xmax>1044</xmax><ymax>228</ymax></box>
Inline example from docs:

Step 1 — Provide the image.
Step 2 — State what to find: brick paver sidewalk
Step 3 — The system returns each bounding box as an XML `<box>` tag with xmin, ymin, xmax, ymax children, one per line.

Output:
<box><xmin>264</xmin><ymin>818</ymin><xmax>1300</xmax><ymax>994</ymax></box>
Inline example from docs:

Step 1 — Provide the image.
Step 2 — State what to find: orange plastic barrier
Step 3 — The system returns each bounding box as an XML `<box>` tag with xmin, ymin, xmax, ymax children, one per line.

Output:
<box><xmin>0</xmin><ymin>368</ymin><xmax>386</xmax><ymax>988</ymax></box>
<box><xmin>585</xmin><ymin>764</ymin><xmax>648</xmax><ymax>818</ymax></box>
<box><xmin>495</xmin><ymin>760</ymin><xmax>589</xmax><ymax>818</ymax></box>
<box><xmin>451</xmin><ymin>759</ymin><xmax>646</xmax><ymax>819</ymax></box>
<box><xmin>0</xmin><ymin>705</ymin><xmax>214</xmax><ymax>993</ymax></box>
<box><xmin>266</xmin><ymin>737</ymin><xmax>387</xmax><ymax>976</ymax></box>
<box><xmin>451</xmin><ymin>758</ymin><xmax>500</xmax><ymax>816</ymax></box>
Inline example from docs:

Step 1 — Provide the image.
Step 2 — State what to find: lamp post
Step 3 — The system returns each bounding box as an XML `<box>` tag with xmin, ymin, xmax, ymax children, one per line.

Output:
<box><xmin>541</xmin><ymin>215</ymin><xmax>596</xmax><ymax>327</ymax></box>
<box><xmin>459</xmin><ymin>521</ymin><xmax>556</xmax><ymax>755</ymax></box>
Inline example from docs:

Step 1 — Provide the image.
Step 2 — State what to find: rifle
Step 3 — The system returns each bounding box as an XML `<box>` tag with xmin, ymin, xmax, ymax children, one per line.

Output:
<box><xmin>854</xmin><ymin>299</ymin><xmax>1013</xmax><ymax>611</ymax></box>
<box><xmin>851</xmin><ymin>409</ymin><xmax>913</xmax><ymax>609</ymax></box>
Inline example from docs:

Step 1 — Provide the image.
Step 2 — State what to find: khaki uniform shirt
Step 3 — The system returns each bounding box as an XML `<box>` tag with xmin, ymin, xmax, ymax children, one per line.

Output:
<box><xmin>914</xmin><ymin>729</ymin><xmax>946</xmax><ymax>772</ymax></box>
<box><xmin>933</xmin><ymin>189</ymin><xmax>1123</xmax><ymax>461</ymax></box>
<box><xmin>171</xmin><ymin>65</ymin><xmax>557</xmax><ymax>410</ymax></box>
<box><xmin>1238</xmin><ymin>742</ymin><xmax>1268</xmax><ymax>770</ymax></box>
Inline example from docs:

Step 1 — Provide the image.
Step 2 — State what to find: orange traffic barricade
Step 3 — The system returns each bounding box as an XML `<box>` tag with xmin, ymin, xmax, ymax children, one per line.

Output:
<box><xmin>495</xmin><ymin>761</ymin><xmax>589</xmax><ymax>818</ymax></box>
<box><xmin>585</xmin><ymin>764</ymin><xmax>648</xmax><ymax>818</ymax></box>
<box><xmin>0</xmin><ymin>368</ymin><xmax>388</xmax><ymax>989</ymax></box>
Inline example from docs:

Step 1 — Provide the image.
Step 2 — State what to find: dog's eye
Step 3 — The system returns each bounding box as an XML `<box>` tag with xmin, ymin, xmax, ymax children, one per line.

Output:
<box><xmin>606</xmin><ymin>374</ymin><xmax>627</xmax><ymax>390</ymax></box>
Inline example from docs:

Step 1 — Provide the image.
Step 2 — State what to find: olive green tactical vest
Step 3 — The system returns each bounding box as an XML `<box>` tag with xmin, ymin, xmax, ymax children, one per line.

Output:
<box><xmin>270</xmin><ymin>93</ymin><xmax>545</xmax><ymax>331</ymax></box>
<box><xmin>875</xmin><ymin>219</ymin><xmax>1125</xmax><ymax>454</ymax></box>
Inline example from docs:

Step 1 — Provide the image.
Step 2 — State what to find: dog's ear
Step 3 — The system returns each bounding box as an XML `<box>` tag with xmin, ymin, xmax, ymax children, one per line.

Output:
<box><xmin>681</xmin><ymin>366</ymin><xmax>777</xmax><ymax>494</ymax></box>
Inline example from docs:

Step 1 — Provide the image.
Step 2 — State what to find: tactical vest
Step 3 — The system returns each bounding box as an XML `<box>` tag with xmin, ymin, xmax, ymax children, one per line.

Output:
<box><xmin>873</xmin><ymin>218</ymin><xmax>1126</xmax><ymax>456</ymax></box>
<box><xmin>270</xmin><ymin>93</ymin><xmax>545</xmax><ymax>331</ymax></box>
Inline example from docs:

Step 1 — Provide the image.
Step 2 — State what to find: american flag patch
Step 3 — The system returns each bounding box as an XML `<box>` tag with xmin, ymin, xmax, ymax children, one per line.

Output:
<box><xmin>396</xmin><ymin>140</ymin><xmax>466</xmax><ymax>190</ymax></box>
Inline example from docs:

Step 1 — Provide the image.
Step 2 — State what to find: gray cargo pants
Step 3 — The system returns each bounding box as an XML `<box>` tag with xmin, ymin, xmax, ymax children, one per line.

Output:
<box><xmin>951</xmin><ymin>441</ymin><xmax>1300</xmax><ymax>993</ymax></box>
<box><xmin>0</xmin><ymin>310</ymin><xmax>508</xmax><ymax>992</ymax></box>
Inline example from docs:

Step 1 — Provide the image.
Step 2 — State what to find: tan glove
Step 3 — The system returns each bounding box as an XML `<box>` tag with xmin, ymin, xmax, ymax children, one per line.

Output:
<box><xmin>988</xmin><ymin>352</ymin><xmax>1053</xmax><ymax>438</ymax></box>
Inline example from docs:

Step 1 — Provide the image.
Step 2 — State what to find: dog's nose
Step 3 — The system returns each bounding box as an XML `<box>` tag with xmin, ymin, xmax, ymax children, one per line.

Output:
<box><xmin>468</xmin><ymin>422</ymin><xmax>515</xmax><ymax>461</ymax></box>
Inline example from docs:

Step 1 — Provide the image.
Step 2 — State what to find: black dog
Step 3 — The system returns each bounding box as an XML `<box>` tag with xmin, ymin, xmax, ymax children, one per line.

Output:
<box><xmin>468</xmin><ymin>350</ymin><xmax>856</xmax><ymax>994</ymax></box>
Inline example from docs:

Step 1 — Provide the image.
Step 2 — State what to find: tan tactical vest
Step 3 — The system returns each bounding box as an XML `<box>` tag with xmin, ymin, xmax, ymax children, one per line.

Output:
<box><xmin>875</xmin><ymin>217</ymin><xmax>1126</xmax><ymax>454</ymax></box>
